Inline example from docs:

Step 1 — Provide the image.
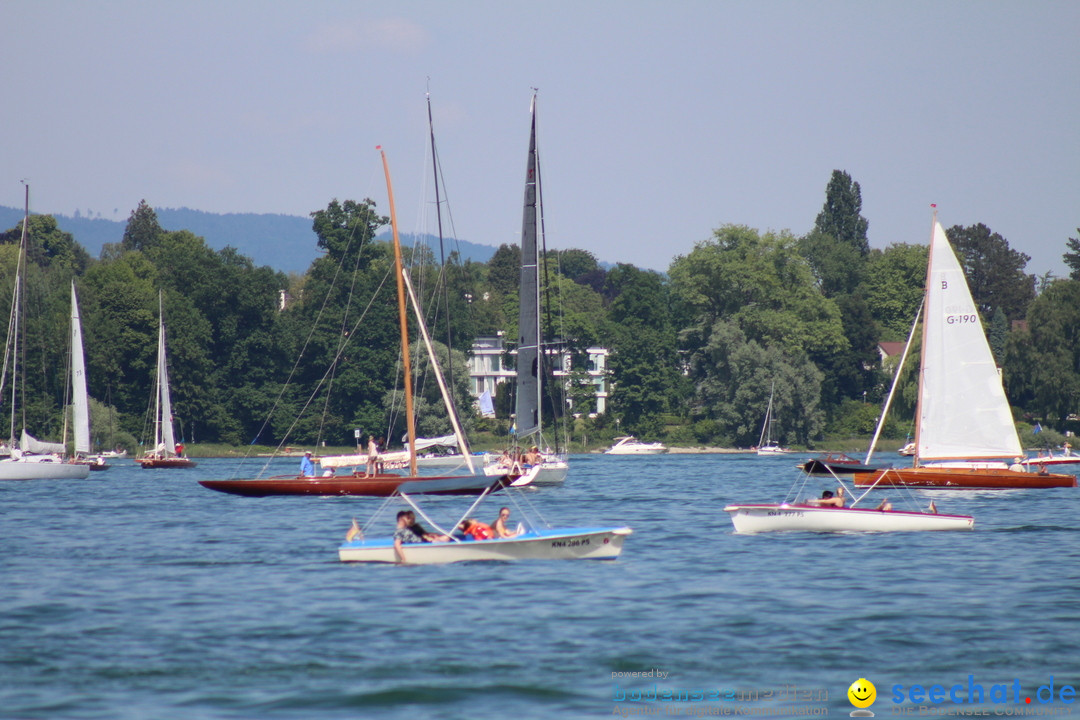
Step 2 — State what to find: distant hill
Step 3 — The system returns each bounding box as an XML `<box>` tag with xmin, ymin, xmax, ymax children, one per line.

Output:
<box><xmin>0</xmin><ymin>206</ymin><xmax>500</xmax><ymax>274</ymax></box>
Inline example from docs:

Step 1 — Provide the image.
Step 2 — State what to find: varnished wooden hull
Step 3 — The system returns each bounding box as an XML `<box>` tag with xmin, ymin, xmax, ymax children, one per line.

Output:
<box><xmin>855</xmin><ymin>466</ymin><xmax>1076</xmax><ymax>489</ymax></box>
<box><xmin>139</xmin><ymin>457</ymin><xmax>197</xmax><ymax>469</ymax></box>
<box><xmin>198</xmin><ymin>473</ymin><xmax>507</xmax><ymax>497</ymax></box>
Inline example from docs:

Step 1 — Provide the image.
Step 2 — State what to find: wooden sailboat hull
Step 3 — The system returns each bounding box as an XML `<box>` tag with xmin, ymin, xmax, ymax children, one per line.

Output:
<box><xmin>724</xmin><ymin>503</ymin><xmax>973</xmax><ymax>533</ymax></box>
<box><xmin>339</xmin><ymin>526</ymin><xmax>632</xmax><ymax>564</ymax></box>
<box><xmin>855</xmin><ymin>466</ymin><xmax>1076</xmax><ymax>489</ymax></box>
<box><xmin>199</xmin><ymin>473</ymin><xmax>508</xmax><ymax>497</ymax></box>
<box><xmin>139</xmin><ymin>457</ymin><xmax>197</xmax><ymax>469</ymax></box>
<box><xmin>801</xmin><ymin>454</ymin><xmax>884</xmax><ymax>476</ymax></box>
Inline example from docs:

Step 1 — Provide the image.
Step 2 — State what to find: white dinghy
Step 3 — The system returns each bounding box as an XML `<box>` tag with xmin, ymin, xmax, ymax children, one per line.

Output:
<box><xmin>724</xmin><ymin>466</ymin><xmax>973</xmax><ymax>533</ymax></box>
<box><xmin>338</xmin><ymin>477</ymin><xmax>631</xmax><ymax>564</ymax></box>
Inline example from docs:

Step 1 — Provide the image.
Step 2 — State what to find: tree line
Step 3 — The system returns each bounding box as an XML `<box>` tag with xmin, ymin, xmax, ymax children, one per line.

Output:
<box><xmin>1</xmin><ymin>173</ymin><xmax>1077</xmax><ymax>452</ymax></box>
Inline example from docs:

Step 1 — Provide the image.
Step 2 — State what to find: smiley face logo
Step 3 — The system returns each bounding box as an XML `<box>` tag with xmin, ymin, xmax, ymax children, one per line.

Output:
<box><xmin>848</xmin><ymin>678</ymin><xmax>876</xmax><ymax>708</ymax></box>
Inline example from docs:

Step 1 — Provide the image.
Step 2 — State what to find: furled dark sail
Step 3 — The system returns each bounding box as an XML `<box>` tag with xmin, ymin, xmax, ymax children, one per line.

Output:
<box><xmin>514</xmin><ymin>98</ymin><xmax>541</xmax><ymax>440</ymax></box>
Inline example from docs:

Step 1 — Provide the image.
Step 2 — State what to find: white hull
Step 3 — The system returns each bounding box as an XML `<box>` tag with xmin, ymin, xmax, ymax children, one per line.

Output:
<box><xmin>605</xmin><ymin>437</ymin><xmax>668</xmax><ymax>455</ymax></box>
<box><xmin>340</xmin><ymin>526</ymin><xmax>631</xmax><ymax>564</ymax></box>
<box><xmin>724</xmin><ymin>504</ymin><xmax>973</xmax><ymax>533</ymax></box>
<box><xmin>0</xmin><ymin>459</ymin><xmax>91</xmax><ymax>481</ymax></box>
<box><xmin>483</xmin><ymin>457</ymin><xmax>568</xmax><ymax>485</ymax></box>
<box><xmin>1023</xmin><ymin>455</ymin><xmax>1080</xmax><ymax>467</ymax></box>
<box><xmin>756</xmin><ymin>445</ymin><xmax>790</xmax><ymax>456</ymax></box>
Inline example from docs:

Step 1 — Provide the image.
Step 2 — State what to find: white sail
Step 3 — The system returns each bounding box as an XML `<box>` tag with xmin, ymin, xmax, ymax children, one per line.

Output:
<box><xmin>157</xmin><ymin>320</ymin><xmax>177</xmax><ymax>455</ymax></box>
<box><xmin>916</xmin><ymin>221</ymin><xmax>1022</xmax><ymax>461</ymax></box>
<box><xmin>71</xmin><ymin>282</ymin><xmax>91</xmax><ymax>455</ymax></box>
<box><xmin>20</xmin><ymin>430</ymin><xmax>65</xmax><ymax>455</ymax></box>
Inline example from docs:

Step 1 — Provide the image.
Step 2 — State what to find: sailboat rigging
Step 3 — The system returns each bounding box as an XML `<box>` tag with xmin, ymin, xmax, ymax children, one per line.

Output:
<box><xmin>0</xmin><ymin>185</ymin><xmax>89</xmax><ymax>480</ymax></box>
<box><xmin>484</xmin><ymin>93</ymin><xmax>569</xmax><ymax>486</ymax></box>
<box><xmin>138</xmin><ymin>292</ymin><xmax>195</xmax><ymax>469</ymax></box>
<box><xmin>755</xmin><ymin>382</ymin><xmax>788</xmax><ymax>455</ymax></box>
<box><xmin>200</xmin><ymin>147</ymin><xmax>508</xmax><ymax>497</ymax></box>
<box><xmin>855</xmin><ymin>214</ymin><xmax>1074</xmax><ymax>489</ymax></box>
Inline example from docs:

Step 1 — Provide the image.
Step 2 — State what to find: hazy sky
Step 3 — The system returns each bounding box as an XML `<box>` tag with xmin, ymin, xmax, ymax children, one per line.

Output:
<box><xmin>4</xmin><ymin>1</ymin><xmax>1077</xmax><ymax>277</ymax></box>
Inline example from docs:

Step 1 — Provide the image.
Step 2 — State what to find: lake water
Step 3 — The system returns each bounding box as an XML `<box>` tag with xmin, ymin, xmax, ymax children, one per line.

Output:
<box><xmin>3</xmin><ymin>453</ymin><xmax>1079</xmax><ymax>719</ymax></box>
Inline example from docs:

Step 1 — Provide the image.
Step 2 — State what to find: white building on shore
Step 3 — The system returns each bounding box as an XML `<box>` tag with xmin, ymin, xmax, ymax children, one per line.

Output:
<box><xmin>467</xmin><ymin>332</ymin><xmax>609</xmax><ymax>416</ymax></box>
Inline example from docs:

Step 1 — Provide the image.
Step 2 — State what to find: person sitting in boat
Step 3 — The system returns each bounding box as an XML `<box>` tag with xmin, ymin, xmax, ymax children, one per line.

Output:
<box><xmin>321</xmin><ymin>467</ymin><xmax>335</xmax><ymax>477</ymax></box>
<box><xmin>491</xmin><ymin>507</ymin><xmax>520</xmax><ymax>538</ymax></box>
<box><xmin>459</xmin><ymin>518</ymin><xmax>494</xmax><ymax>541</ymax></box>
<box><xmin>523</xmin><ymin>446</ymin><xmax>542</xmax><ymax>466</ymax></box>
<box><xmin>299</xmin><ymin>451</ymin><xmax>315</xmax><ymax>477</ymax></box>
<box><xmin>394</xmin><ymin>511</ymin><xmax>424</xmax><ymax>562</ymax></box>
<box><xmin>174</xmin><ymin>442</ymin><xmax>185</xmax><ymax>457</ymax></box>
<box><xmin>875</xmin><ymin>498</ymin><xmax>893</xmax><ymax>511</ymax></box>
<box><xmin>1009</xmin><ymin>457</ymin><xmax>1026</xmax><ymax>472</ymax></box>
<box><xmin>405</xmin><ymin>511</ymin><xmax>449</xmax><ymax>543</ymax></box>
<box><xmin>810</xmin><ymin>488</ymin><xmax>845</xmax><ymax>508</ymax></box>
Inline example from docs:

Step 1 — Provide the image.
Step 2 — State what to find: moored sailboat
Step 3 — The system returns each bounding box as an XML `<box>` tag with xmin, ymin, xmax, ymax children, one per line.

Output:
<box><xmin>0</xmin><ymin>186</ymin><xmax>89</xmax><ymax>481</ymax></box>
<box><xmin>483</xmin><ymin>94</ymin><xmax>569</xmax><ymax>486</ymax></box>
<box><xmin>200</xmin><ymin>148</ymin><xmax>511</xmax><ymax>498</ymax></box>
<box><xmin>855</xmin><ymin>216</ymin><xmax>1073</xmax><ymax>490</ymax></box>
<box><xmin>755</xmin><ymin>382</ymin><xmax>789</xmax><ymax>455</ymax></box>
<box><xmin>138</xmin><ymin>293</ymin><xmax>195</xmax><ymax>469</ymax></box>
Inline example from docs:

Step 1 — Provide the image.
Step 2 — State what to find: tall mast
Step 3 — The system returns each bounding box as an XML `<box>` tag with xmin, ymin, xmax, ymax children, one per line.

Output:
<box><xmin>911</xmin><ymin>206</ymin><xmax>937</xmax><ymax>469</ymax></box>
<box><xmin>380</xmin><ymin>147</ymin><xmax>417</xmax><ymax>476</ymax></box>
<box><xmin>8</xmin><ymin>184</ymin><xmax>28</xmax><ymax>445</ymax></box>
<box><xmin>426</xmin><ymin>92</ymin><xmax>457</xmax><ymax>408</ymax></box>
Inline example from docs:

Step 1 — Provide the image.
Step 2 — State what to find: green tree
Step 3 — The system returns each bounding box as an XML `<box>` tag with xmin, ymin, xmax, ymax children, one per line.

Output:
<box><xmin>860</xmin><ymin>243</ymin><xmax>927</xmax><ymax>340</ymax></box>
<box><xmin>1063</xmin><ymin>230</ymin><xmax>1080</xmax><ymax>280</ymax></box>
<box><xmin>1003</xmin><ymin>279</ymin><xmax>1080</xmax><ymax>425</ymax></box>
<box><xmin>310</xmin><ymin>199</ymin><xmax>387</xmax><ymax>266</ymax></box>
<box><xmin>487</xmin><ymin>243</ymin><xmax>520</xmax><ymax>296</ymax></box>
<box><xmin>798</xmin><ymin>229</ymin><xmax>866</xmax><ymax>298</ymax></box>
<box><xmin>669</xmin><ymin>225</ymin><xmax>843</xmax><ymax>441</ymax></box>
<box><xmin>814</xmin><ymin>170</ymin><xmax>870</xmax><ymax>256</ymax></box>
<box><xmin>550</xmin><ymin>248</ymin><xmax>599</xmax><ymax>283</ymax></box>
<box><xmin>120</xmin><ymin>200</ymin><xmax>165</xmax><ymax>253</ymax></box>
<box><xmin>946</xmin><ymin>223</ymin><xmax>1035</xmax><ymax>322</ymax></box>
<box><xmin>604</xmin><ymin>265</ymin><xmax>686</xmax><ymax>434</ymax></box>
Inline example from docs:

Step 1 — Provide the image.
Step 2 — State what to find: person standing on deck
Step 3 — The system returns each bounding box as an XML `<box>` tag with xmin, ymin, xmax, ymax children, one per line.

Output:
<box><xmin>366</xmin><ymin>436</ymin><xmax>379</xmax><ymax>476</ymax></box>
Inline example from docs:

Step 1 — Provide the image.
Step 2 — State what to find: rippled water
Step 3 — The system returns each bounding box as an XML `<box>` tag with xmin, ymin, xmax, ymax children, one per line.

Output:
<box><xmin>2</xmin><ymin>453</ymin><xmax>1079</xmax><ymax>719</ymax></box>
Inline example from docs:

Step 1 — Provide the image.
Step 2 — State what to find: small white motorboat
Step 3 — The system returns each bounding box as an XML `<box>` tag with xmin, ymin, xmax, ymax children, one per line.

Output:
<box><xmin>724</xmin><ymin>468</ymin><xmax>973</xmax><ymax>533</ymax></box>
<box><xmin>724</xmin><ymin>503</ymin><xmax>973</xmax><ymax>533</ymax></box>
<box><xmin>604</xmin><ymin>436</ymin><xmax>668</xmax><ymax>455</ymax></box>
<box><xmin>338</xmin><ymin>477</ymin><xmax>631</xmax><ymax>564</ymax></box>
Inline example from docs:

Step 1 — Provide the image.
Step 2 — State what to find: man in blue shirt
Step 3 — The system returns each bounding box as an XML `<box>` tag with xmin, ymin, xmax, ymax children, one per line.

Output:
<box><xmin>300</xmin><ymin>451</ymin><xmax>315</xmax><ymax>477</ymax></box>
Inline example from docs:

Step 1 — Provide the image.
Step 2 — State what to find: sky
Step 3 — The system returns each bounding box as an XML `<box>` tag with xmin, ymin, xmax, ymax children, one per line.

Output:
<box><xmin>3</xmin><ymin>0</ymin><xmax>1078</xmax><ymax>278</ymax></box>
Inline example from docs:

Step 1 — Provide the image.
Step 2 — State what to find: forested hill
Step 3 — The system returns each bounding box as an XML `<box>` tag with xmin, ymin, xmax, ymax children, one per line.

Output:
<box><xmin>0</xmin><ymin>206</ymin><xmax>498</xmax><ymax>273</ymax></box>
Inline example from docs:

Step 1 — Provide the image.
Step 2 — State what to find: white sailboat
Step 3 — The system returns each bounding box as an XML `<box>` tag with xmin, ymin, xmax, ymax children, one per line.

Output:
<box><xmin>755</xmin><ymin>382</ymin><xmax>789</xmax><ymax>455</ymax></box>
<box><xmin>484</xmin><ymin>93</ymin><xmax>569</xmax><ymax>486</ymax></box>
<box><xmin>855</xmin><ymin>217</ymin><xmax>1074</xmax><ymax>490</ymax></box>
<box><xmin>0</xmin><ymin>187</ymin><xmax>89</xmax><ymax>480</ymax></box>
<box><xmin>138</xmin><ymin>293</ymin><xmax>194</xmax><ymax>469</ymax></box>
